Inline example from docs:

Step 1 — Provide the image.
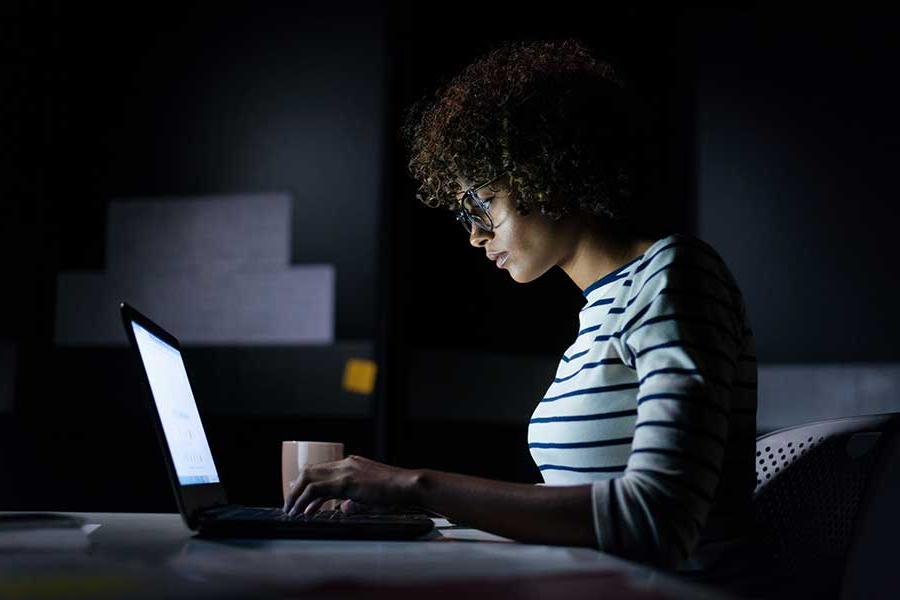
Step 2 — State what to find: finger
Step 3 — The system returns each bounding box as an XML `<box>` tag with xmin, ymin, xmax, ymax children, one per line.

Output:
<box><xmin>339</xmin><ymin>500</ymin><xmax>396</xmax><ymax>515</ymax></box>
<box><xmin>341</xmin><ymin>499</ymin><xmax>373</xmax><ymax>514</ymax></box>
<box><xmin>284</xmin><ymin>465</ymin><xmax>323</xmax><ymax>512</ymax></box>
<box><xmin>303</xmin><ymin>497</ymin><xmax>327</xmax><ymax>515</ymax></box>
<box><xmin>283</xmin><ymin>479</ymin><xmax>297</xmax><ymax>512</ymax></box>
<box><xmin>283</xmin><ymin>466</ymin><xmax>317</xmax><ymax>512</ymax></box>
<box><xmin>288</xmin><ymin>481</ymin><xmax>331</xmax><ymax>517</ymax></box>
<box><xmin>287</xmin><ymin>471</ymin><xmax>350</xmax><ymax>516</ymax></box>
<box><xmin>283</xmin><ymin>462</ymin><xmax>340</xmax><ymax>512</ymax></box>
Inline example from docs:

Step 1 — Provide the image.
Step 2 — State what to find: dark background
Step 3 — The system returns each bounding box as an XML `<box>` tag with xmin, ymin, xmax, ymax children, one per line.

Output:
<box><xmin>1</xmin><ymin>2</ymin><xmax>898</xmax><ymax>512</ymax></box>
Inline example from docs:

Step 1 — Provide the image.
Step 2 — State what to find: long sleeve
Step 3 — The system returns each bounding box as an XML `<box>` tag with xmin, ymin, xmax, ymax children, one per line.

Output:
<box><xmin>590</xmin><ymin>241</ymin><xmax>744</xmax><ymax>568</ymax></box>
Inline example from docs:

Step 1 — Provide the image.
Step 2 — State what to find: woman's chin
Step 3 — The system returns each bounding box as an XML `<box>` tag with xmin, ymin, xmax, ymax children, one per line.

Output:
<box><xmin>507</xmin><ymin>267</ymin><xmax>534</xmax><ymax>284</ymax></box>
<box><xmin>507</xmin><ymin>262</ymin><xmax>554</xmax><ymax>284</ymax></box>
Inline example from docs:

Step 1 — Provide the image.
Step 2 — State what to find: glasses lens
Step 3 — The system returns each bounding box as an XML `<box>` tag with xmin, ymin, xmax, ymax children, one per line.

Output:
<box><xmin>458</xmin><ymin>212</ymin><xmax>492</xmax><ymax>234</ymax></box>
<box><xmin>457</xmin><ymin>211</ymin><xmax>473</xmax><ymax>233</ymax></box>
<box><xmin>459</xmin><ymin>191</ymin><xmax>492</xmax><ymax>234</ymax></box>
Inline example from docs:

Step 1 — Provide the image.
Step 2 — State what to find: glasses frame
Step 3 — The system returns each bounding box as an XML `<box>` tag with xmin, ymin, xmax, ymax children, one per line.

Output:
<box><xmin>454</xmin><ymin>173</ymin><xmax>506</xmax><ymax>234</ymax></box>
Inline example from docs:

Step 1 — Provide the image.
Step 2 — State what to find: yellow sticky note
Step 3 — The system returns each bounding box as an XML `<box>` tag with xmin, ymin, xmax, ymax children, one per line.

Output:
<box><xmin>342</xmin><ymin>358</ymin><xmax>377</xmax><ymax>394</ymax></box>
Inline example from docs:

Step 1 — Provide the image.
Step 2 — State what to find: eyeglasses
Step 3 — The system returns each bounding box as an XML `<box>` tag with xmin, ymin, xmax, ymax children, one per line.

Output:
<box><xmin>454</xmin><ymin>174</ymin><xmax>505</xmax><ymax>234</ymax></box>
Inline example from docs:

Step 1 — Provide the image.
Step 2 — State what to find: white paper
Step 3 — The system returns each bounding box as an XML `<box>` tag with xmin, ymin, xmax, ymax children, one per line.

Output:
<box><xmin>434</xmin><ymin>528</ymin><xmax>515</xmax><ymax>543</ymax></box>
<box><xmin>431</xmin><ymin>518</ymin><xmax>452</xmax><ymax>528</ymax></box>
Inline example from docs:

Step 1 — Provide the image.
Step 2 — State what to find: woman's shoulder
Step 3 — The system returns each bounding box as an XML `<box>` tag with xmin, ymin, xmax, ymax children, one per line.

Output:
<box><xmin>631</xmin><ymin>233</ymin><xmax>742</xmax><ymax>297</ymax></box>
<box><xmin>636</xmin><ymin>233</ymin><xmax>727</xmax><ymax>271</ymax></box>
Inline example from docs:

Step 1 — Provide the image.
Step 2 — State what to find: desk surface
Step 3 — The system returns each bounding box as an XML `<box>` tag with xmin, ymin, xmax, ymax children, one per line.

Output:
<box><xmin>0</xmin><ymin>512</ymin><xmax>732</xmax><ymax>599</ymax></box>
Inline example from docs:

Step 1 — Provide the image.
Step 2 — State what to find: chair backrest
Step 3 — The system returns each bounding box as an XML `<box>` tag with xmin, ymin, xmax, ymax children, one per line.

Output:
<box><xmin>753</xmin><ymin>413</ymin><xmax>900</xmax><ymax>598</ymax></box>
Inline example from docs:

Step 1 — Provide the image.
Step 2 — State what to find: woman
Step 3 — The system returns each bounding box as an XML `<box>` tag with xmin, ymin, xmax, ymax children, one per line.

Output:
<box><xmin>285</xmin><ymin>39</ymin><xmax>774</xmax><ymax>597</ymax></box>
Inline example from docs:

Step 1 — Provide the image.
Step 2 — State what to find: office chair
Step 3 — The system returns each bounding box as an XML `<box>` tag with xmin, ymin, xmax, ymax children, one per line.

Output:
<box><xmin>753</xmin><ymin>412</ymin><xmax>900</xmax><ymax>599</ymax></box>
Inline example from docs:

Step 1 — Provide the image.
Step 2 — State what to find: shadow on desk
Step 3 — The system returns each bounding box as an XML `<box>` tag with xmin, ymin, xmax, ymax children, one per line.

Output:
<box><xmin>168</xmin><ymin>532</ymin><xmax>726</xmax><ymax>600</ymax></box>
<box><xmin>303</xmin><ymin>571</ymin><xmax>674</xmax><ymax>600</ymax></box>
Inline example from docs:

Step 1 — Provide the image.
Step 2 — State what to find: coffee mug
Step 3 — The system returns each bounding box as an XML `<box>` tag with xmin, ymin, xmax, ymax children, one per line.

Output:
<box><xmin>282</xmin><ymin>441</ymin><xmax>344</xmax><ymax>511</ymax></box>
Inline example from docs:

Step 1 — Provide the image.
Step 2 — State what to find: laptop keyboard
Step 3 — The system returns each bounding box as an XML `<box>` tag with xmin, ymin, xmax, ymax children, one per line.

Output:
<box><xmin>217</xmin><ymin>507</ymin><xmax>429</xmax><ymax>523</ymax></box>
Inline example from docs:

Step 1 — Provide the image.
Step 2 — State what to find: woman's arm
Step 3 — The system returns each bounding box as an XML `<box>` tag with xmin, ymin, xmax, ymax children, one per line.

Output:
<box><xmin>282</xmin><ymin>455</ymin><xmax>597</xmax><ymax>548</ymax></box>
<box><xmin>412</xmin><ymin>468</ymin><xmax>596</xmax><ymax>547</ymax></box>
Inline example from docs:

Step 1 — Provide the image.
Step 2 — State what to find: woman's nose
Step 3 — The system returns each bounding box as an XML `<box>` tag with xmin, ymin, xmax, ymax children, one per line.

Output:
<box><xmin>469</xmin><ymin>226</ymin><xmax>492</xmax><ymax>248</ymax></box>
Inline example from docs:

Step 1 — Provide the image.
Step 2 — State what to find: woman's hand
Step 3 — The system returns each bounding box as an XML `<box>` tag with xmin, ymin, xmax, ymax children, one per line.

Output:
<box><xmin>282</xmin><ymin>455</ymin><xmax>421</xmax><ymax>517</ymax></box>
<box><xmin>337</xmin><ymin>499</ymin><xmax>409</xmax><ymax>515</ymax></box>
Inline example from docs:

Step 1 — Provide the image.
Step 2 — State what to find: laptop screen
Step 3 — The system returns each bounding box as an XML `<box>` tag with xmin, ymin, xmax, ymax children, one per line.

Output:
<box><xmin>131</xmin><ymin>321</ymin><xmax>221</xmax><ymax>486</ymax></box>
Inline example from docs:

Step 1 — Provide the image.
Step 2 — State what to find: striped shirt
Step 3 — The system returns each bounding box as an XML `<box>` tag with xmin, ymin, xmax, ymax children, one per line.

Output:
<box><xmin>528</xmin><ymin>233</ymin><xmax>758</xmax><ymax>570</ymax></box>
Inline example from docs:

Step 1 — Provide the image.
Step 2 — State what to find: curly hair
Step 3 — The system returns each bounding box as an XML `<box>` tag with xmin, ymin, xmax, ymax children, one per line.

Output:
<box><xmin>401</xmin><ymin>39</ymin><xmax>659</xmax><ymax>230</ymax></box>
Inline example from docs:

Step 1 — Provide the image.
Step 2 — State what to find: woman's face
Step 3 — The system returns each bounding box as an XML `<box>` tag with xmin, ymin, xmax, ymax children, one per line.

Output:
<box><xmin>456</xmin><ymin>175</ymin><xmax>577</xmax><ymax>284</ymax></box>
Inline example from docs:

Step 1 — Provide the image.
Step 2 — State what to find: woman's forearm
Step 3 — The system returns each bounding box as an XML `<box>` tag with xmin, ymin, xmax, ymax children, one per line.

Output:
<box><xmin>407</xmin><ymin>468</ymin><xmax>598</xmax><ymax>548</ymax></box>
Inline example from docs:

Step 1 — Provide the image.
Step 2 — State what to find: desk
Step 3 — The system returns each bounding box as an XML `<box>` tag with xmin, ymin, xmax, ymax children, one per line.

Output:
<box><xmin>1</xmin><ymin>512</ymin><xmax>732</xmax><ymax>599</ymax></box>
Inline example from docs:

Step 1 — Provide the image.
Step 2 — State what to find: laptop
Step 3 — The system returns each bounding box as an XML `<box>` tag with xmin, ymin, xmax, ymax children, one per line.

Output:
<box><xmin>120</xmin><ymin>302</ymin><xmax>435</xmax><ymax>540</ymax></box>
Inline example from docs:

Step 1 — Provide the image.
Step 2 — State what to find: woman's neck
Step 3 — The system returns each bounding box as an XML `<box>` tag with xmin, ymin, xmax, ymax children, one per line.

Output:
<box><xmin>557</xmin><ymin>222</ymin><xmax>655</xmax><ymax>293</ymax></box>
